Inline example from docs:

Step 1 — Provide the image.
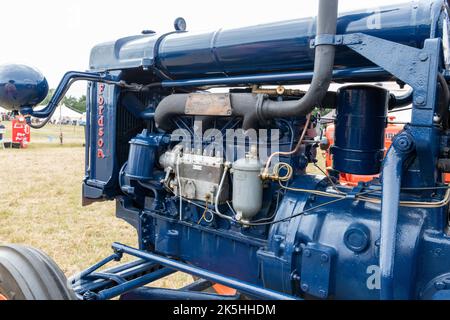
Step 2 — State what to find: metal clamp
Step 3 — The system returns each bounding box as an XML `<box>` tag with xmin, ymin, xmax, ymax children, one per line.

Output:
<box><xmin>310</xmin><ymin>34</ymin><xmax>364</xmax><ymax>48</ymax></box>
<box><xmin>310</xmin><ymin>34</ymin><xmax>343</xmax><ymax>48</ymax></box>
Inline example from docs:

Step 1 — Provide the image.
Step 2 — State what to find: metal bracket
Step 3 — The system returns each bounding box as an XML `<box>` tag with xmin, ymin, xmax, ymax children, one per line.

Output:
<box><xmin>141</xmin><ymin>58</ymin><xmax>154</xmax><ymax>71</ymax></box>
<box><xmin>312</xmin><ymin>33</ymin><xmax>440</xmax><ymax>114</ymax></box>
<box><xmin>343</xmin><ymin>34</ymin><xmax>440</xmax><ymax>113</ymax></box>
<box><xmin>310</xmin><ymin>34</ymin><xmax>342</xmax><ymax>48</ymax></box>
<box><xmin>340</xmin><ymin>33</ymin><xmax>441</xmax><ymax>186</ymax></box>
<box><xmin>300</xmin><ymin>243</ymin><xmax>335</xmax><ymax>299</ymax></box>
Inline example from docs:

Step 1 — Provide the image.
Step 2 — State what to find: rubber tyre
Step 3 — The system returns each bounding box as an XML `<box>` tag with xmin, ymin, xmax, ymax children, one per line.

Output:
<box><xmin>0</xmin><ymin>245</ymin><xmax>76</xmax><ymax>300</ymax></box>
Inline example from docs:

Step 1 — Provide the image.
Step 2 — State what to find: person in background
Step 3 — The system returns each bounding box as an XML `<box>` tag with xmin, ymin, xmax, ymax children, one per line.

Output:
<box><xmin>0</xmin><ymin>120</ymin><xmax>5</xmax><ymax>149</ymax></box>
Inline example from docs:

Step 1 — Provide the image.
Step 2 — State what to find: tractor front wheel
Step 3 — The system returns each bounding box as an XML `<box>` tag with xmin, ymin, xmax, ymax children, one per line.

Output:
<box><xmin>0</xmin><ymin>245</ymin><xmax>76</xmax><ymax>300</ymax></box>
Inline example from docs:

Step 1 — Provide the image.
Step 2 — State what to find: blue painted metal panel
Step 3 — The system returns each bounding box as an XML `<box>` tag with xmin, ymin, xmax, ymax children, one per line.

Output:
<box><xmin>90</xmin><ymin>0</ymin><xmax>448</xmax><ymax>82</ymax></box>
<box><xmin>83</xmin><ymin>79</ymin><xmax>122</xmax><ymax>200</ymax></box>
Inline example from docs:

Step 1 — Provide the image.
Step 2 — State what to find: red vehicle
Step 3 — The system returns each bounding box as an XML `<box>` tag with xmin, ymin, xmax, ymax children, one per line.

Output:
<box><xmin>12</xmin><ymin>116</ymin><xmax>31</xmax><ymax>148</ymax></box>
<box><xmin>323</xmin><ymin>117</ymin><xmax>404</xmax><ymax>186</ymax></box>
<box><xmin>323</xmin><ymin>117</ymin><xmax>450</xmax><ymax>185</ymax></box>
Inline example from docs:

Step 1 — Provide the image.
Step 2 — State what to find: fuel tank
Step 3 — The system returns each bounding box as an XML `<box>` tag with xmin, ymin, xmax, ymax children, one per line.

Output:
<box><xmin>0</xmin><ymin>64</ymin><xmax>48</xmax><ymax>111</ymax></box>
<box><xmin>90</xmin><ymin>0</ymin><xmax>450</xmax><ymax>80</ymax></box>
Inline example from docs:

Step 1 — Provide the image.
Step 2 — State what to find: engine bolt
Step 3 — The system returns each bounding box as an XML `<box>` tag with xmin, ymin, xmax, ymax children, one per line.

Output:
<box><xmin>319</xmin><ymin>290</ymin><xmax>327</xmax><ymax>298</ymax></box>
<box><xmin>415</xmin><ymin>95</ymin><xmax>425</xmax><ymax>105</ymax></box>
<box><xmin>304</xmin><ymin>249</ymin><xmax>311</xmax><ymax>257</ymax></box>
<box><xmin>419</xmin><ymin>53</ymin><xmax>429</xmax><ymax>61</ymax></box>
<box><xmin>301</xmin><ymin>283</ymin><xmax>309</xmax><ymax>292</ymax></box>
<box><xmin>433</xmin><ymin>115</ymin><xmax>441</xmax><ymax>123</ymax></box>
<box><xmin>321</xmin><ymin>254</ymin><xmax>329</xmax><ymax>262</ymax></box>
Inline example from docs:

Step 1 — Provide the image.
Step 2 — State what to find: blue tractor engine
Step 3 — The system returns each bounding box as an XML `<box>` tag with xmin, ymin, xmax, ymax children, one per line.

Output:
<box><xmin>2</xmin><ymin>0</ymin><xmax>450</xmax><ymax>300</ymax></box>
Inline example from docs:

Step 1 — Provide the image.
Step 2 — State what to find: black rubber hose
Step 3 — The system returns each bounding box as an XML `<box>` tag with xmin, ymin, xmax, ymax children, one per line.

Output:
<box><xmin>388</xmin><ymin>89</ymin><xmax>413</xmax><ymax>110</ymax></box>
<box><xmin>437</xmin><ymin>73</ymin><xmax>450</xmax><ymax>127</ymax></box>
<box><xmin>122</xmin><ymin>93</ymin><xmax>156</xmax><ymax>120</ymax></box>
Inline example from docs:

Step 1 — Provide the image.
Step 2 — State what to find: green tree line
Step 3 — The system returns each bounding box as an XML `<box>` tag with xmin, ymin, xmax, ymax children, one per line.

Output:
<box><xmin>42</xmin><ymin>89</ymin><xmax>87</xmax><ymax>114</ymax></box>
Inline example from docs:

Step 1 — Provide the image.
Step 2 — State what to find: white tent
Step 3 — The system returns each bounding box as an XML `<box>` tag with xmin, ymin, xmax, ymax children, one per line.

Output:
<box><xmin>48</xmin><ymin>104</ymin><xmax>83</xmax><ymax>124</ymax></box>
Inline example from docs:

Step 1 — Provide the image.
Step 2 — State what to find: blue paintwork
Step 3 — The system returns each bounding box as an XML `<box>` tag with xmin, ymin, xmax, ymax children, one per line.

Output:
<box><xmin>77</xmin><ymin>0</ymin><xmax>450</xmax><ymax>300</ymax></box>
<box><xmin>125</xmin><ymin>131</ymin><xmax>170</xmax><ymax>181</ymax></box>
<box><xmin>83</xmin><ymin>77</ymin><xmax>122</xmax><ymax>202</ymax></box>
<box><xmin>112</xmin><ymin>243</ymin><xmax>298</xmax><ymax>300</ymax></box>
<box><xmin>0</xmin><ymin>64</ymin><xmax>48</xmax><ymax>111</ymax></box>
<box><xmin>121</xmin><ymin>287</ymin><xmax>240</xmax><ymax>300</ymax></box>
<box><xmin>90</xmin><ymin>0</ymin><xmax>447</xmax><ymax>82</ymax></box>
<box><xmin>380</xmin><ymin>133</ymin><xmax>415</xmax><ymax>300</ymax></box>
<box><xmin>158</xmin><ymin>67</ymin><xmax>391</xmax><ymax>88</ymax></box>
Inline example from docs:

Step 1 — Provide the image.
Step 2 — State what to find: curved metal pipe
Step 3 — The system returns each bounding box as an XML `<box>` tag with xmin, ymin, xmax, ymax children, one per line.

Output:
<box><xmin>155</xmin><ymin>91</ymin><xmax>337</xmax><ymax>131</ymax></box>
<box><xmin>258</xmin><ymin>0</ymin><xmax>338</xmax><ymax>119</ymax></box>
<box><xmin>22</xmin><ymin>71</ymin><xmax>119</xmax><ymax>129</ymax></box>
<box><xmin>388</xmin><ymin>89</ymin><xmax>413</xmax><ymax>110</ymax></box>
<box><xmin>154</xmin><ymin>93</ymin><xmax>261</xmax><ymax>131</ymax></box>
<box><xmin>122</xmin><ymin>93</ymin><xmax>155</xmax><ymax>120</ymax></box>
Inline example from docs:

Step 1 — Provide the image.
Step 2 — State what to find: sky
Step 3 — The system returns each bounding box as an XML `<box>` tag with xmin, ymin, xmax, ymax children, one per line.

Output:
<box><xmin>0</xmin><ymin>0</ymin><xmax>409</xmax><ymax>97</ymax></box>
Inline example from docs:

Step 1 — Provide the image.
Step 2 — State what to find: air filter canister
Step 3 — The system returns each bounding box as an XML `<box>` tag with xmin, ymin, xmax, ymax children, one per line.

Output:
<box><xmin>331</xmin><ymin>85</ymin><xmax>389</xmax><ymax>175</ymax></box>
<box><xmin>126</xmin><ymin>130</ymin><xmax>170</xmax><ymax>181</ymax></box>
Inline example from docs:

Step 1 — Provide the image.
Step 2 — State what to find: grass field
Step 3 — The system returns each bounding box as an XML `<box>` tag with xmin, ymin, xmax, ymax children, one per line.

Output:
<box><xmin>0</xmin><ymin>120</ymin><xmax>325</xmax><ymax>292</ymax></box>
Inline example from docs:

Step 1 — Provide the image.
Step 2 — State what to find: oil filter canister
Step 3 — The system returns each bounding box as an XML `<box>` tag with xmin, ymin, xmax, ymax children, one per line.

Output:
<box><xmin>331</xmin><ymin>85</ymin><xmax>389</xmax><ymax>175</ymax></box>
<box><xmin>232</xmin><ymin>152</ymin><xmax>263</xmax><ymax>222</ymax></box>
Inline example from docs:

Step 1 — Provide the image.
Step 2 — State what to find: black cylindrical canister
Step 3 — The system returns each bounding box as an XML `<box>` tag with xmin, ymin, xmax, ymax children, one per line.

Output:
<box><xmin>331</xmin><ymin>85</ymin><xmax>389</xmax><ymax>175</ymax></box>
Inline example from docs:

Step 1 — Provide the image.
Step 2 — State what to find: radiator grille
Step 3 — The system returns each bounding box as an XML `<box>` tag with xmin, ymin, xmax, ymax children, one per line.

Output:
<box><xmin>116</xmin><ymin>92</ymin><xmax>151</xmax><ymax>167</ymax></box>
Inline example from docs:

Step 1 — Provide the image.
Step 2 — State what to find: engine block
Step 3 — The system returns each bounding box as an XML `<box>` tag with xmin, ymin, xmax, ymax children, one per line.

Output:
<box><xmin>160</xmin><ymin>148</ymin><xmax>230</xmax><ymax>203</ymax></box>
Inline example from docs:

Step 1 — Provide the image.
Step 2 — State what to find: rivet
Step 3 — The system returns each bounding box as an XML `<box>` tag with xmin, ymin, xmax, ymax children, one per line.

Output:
<box><xmin>319</xmin><ymin>290</ymin><xmax>327</xmax><ymax>298</ymax></box>
<box><xmin>419</xmin><ymin>53</ymin><xmax>429</xmax><ymax>61</ymax></box>
<box><xmin>415</xmin><ymin>95</ymin><xmax>425</xmax><ymax>105</ymax></box>
<box><xmin>434</xmin><ymin>115</ymin><xmax>441</xmax><ymax>123</ymax></box>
